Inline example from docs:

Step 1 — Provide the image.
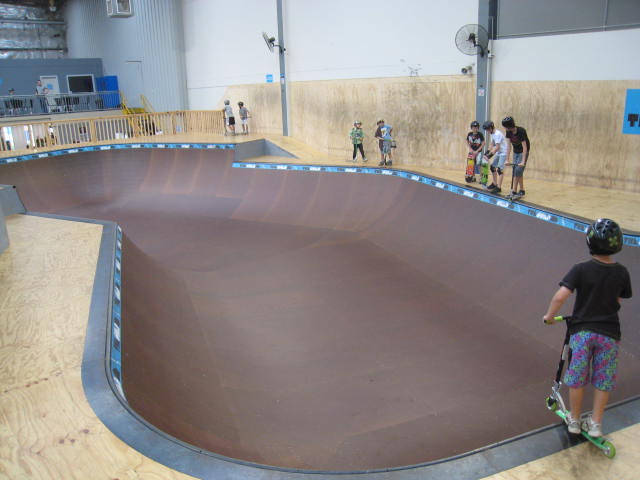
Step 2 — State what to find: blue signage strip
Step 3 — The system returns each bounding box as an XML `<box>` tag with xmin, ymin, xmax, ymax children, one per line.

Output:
<box><xmin>623</xmin><ymin>89</ymin><xmax>640</xmax><ymax>134</ymax></box>
<box><xmin>0</xmin><ymin>142</ymin><xmax>236</xmax><ymax>165</ymax></box>
<box><xmin>232</xmin><ymin>161</ymin><xmax>640</xmax><ymax>247</ymax></box>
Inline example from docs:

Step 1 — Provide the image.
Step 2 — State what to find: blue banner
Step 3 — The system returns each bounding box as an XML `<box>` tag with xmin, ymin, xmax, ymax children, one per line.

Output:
<box><xmin>623</xmin><ymin>89</ymin><xmax>640</xmax><ymax>134</ymax></box>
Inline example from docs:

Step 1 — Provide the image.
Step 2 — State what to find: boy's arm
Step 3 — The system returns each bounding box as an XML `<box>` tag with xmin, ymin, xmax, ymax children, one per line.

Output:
<box><xmin>543</xmin><ymin>286</ymin><xmax>572</xmax><ymax>324</ymax></box>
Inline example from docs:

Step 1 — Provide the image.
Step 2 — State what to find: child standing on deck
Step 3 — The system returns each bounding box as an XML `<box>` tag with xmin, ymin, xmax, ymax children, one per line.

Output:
<box><xmin>238</xmin><ymin>101</ymin><xmax>250</xmax><ymax>135</ymax></box>
<box><xmin>543</xmin><ymin>218</ymin><xmax>632</xmax><ymax>437</ymax></box>
<box><xmin>482</xmin><ymin>120</ymin><xmax>508</xmax><ymax>192</ymax></box>
<box><xmin>466</xmin><ymin>121</ymin><xmax>485</xmax><ymax>182</ymax></box>
<box><xmin>349</xmin><ymin>121</ymin><xmax>367</xmax><ymax>162</ymax></box>
<box><xmin>502</xmin><ymin>116</ymin><xmax>530</xmax><ymax>198</ymax></box>
<box><xmin>223</xmin><ymin>99</ymin><xmax>235</xmax><ymax>136</ymax></box>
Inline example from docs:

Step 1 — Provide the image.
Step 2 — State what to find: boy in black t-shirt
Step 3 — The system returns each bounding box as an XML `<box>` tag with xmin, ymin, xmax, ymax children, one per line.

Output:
<box><xmin>502</xmin><ymin>116</ymin><xmax>530</xmax><ymax>197</ymax></box>
<box><xmin>465</xmin><ymin>121</ymin><xmax>485</xmax><ymax>182</ymax></box>
<box><xmin>543</xmin><ymin>218</ymin><xmax>632</xmax><ymax>437</ymax></box>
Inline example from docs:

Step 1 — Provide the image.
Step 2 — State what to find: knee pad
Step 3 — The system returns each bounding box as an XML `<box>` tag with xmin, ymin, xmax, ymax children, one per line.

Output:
<box><xmin>490</xmin><ymin>165</ymin><xmax>496</xmax><ymax>173</ymax></box>
<box><xmin>497</xmin><ymin>167</ymin><xmax>503</xmax><ymax>176</ymax></box>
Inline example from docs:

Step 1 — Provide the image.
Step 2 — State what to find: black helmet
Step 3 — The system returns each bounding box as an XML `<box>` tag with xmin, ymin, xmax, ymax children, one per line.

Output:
<box><xmin>482</xmin><ymin>120</ymin><xmax>494</xmax><ymax>130</ymax></box>
<box><xmin>470</xmin><ymin>121</ymin><xmax>480</xmax><ymax>128</ymax></box>
<box><xmin>502</xmin><ymin>116</ymin><xmax>515</xmax><ymax>128</ymax></box>
<box><xmin>586</xmin><ymin>218</ymin><xmax>623</xmax><ymax>255</ymax></box>
<box><xmin>238</xmin><ymin>101</ymin><xmax>244</xmax><ymax>106</ymax></box>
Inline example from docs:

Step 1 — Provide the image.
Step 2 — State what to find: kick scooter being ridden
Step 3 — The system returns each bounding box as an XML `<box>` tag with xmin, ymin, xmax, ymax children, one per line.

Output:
<box><xmin>545</xmin><ymin>315</ymin><xmax>616</xmax><ymax>458</ymax></box>
<box><xmin>542</xmin><ymin>218</ymin><xmax>632</xmax><ymax>458</ymax></box>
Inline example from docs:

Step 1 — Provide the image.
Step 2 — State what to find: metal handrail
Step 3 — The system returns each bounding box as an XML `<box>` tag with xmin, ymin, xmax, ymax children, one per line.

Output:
<box><xmin>0</xmin><ymin>91</ymin><xmax>122</xmax><ymax>117</ymax></box>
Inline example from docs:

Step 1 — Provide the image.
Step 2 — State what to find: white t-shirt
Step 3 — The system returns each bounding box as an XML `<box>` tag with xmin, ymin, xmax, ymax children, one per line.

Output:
<box><xmin>224</xmin><ymin>105</ymin><xmax>234</xmax><ymax>118</ymax></box>
<box><xmin>491</xmin><ymin>129</ymin><xmax>508</xmax><ymax>155</ymax></box>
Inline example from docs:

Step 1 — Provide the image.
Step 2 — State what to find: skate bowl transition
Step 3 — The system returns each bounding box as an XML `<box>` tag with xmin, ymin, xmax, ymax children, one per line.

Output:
<box><xmin>1</xmin><ymin>144</ymin><xmax>639</xmax><ymax>473</ymax></box>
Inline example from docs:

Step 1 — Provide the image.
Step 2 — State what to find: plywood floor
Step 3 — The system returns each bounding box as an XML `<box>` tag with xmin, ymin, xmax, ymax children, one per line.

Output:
<box><xmin>0</xmin><ymin>134</ymin><xmax>638</xmax><ymax>479</ymax></box>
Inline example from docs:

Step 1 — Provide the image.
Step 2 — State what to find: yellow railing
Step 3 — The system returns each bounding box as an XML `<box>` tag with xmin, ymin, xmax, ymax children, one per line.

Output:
<box><xmin>0</xmin><ymin>110</ymin><xmax>225</xmax><ymax>156</ymax></box>
<box><xmin>141</xmin><ymin>94</ymin><xmax>155</xmax><ymax>113</ymax></box>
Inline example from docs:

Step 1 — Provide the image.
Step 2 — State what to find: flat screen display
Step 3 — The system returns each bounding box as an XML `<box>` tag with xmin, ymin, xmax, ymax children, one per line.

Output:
<box><xmin>68</xmin><ymin>75</ymin><xmax>95</xmax><ymax>93</ymax></box>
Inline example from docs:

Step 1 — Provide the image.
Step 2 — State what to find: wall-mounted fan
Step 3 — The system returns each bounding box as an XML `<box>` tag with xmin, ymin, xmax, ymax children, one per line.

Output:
<box><xmin>455</xmin><ymin>24</ymin><xmax>489</xmax><ymax>57</ymax></box>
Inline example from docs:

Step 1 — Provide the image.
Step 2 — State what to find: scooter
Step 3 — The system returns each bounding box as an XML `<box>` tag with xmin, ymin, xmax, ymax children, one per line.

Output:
<box><xmin>544</xmin><ymin>315</ymin><xmax>616</xmax><ymax>459</ymax></box>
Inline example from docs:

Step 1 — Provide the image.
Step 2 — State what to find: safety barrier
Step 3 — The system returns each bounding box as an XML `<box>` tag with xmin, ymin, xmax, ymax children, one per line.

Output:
<box><xmin>0</xmin><ymin>110</ymin><xmax>225</xmax><ymax>155</ymax></box>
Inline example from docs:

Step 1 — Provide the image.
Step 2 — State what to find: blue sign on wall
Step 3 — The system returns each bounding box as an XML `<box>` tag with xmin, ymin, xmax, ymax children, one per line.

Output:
<box><xmin>623</xmin><ymin>89</ymin><xmax>640</xmax><ymax>134</ymax></box>
<box><xmin>266</xmin><ymin>74</ymin><xmax>274</xmax><ymax>83</ymax></box>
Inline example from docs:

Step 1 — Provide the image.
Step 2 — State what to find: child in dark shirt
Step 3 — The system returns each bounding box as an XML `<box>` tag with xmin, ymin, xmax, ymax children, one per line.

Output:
<box><xmin>466</xmin><ymin>120</ymin><xmax>485</xmax><ymax>182</ymax></box>
<box><xmin>543</xmin><ymin>218</ymin><xmax>632</xmax><ymax>437</ymax></box>
<box><xmin>502</xmin><ymin>116</ymin><xmax>530</xmax><ymax>197</ymax></box>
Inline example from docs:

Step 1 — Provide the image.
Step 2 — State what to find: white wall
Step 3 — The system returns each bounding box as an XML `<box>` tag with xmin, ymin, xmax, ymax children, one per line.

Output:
<box><xmin>492</xmin><ymin>29</ymin><xmax>640</xmax><ymax>81</ymax></box>
<box><xmin>182</xmin><ymin>0</ymin><xmax>479</xmax><ymax>109</ymax></box>
<box><xmin>182</xmin><ymin>0</ymin><xmax>279</xmax><ymax>109</ymax></box>
<box><xmin>284</xmin><ymin>0</ymin><xmax>478</xmax><ymax>81</ymax></box>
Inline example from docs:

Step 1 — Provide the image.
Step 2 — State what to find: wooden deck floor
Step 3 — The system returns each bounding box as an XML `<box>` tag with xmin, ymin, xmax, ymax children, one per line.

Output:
<box><xmin>0</xmin><ymin>134</ymin><xmax>638</xmax><ymax>479</ymax></box>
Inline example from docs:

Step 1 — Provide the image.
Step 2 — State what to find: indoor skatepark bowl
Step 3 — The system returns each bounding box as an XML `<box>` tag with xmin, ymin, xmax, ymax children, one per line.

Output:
<box><xmin>1</xmin><ymin>146</ymin><xmax>639</xmax><ymax>473</ymax></box>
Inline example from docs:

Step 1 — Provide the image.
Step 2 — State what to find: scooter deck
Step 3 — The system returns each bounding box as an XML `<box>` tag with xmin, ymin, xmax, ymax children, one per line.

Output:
<box><xmin>548</xmin><ymin>400</ymin><xmax>616</xmax><ymax>458</ymax></box>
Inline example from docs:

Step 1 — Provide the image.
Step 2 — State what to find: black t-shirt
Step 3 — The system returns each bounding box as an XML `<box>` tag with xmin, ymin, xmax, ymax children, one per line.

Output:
<box><xmin>466</xmin><ymin>131</ymin><xmax>484</xmax><ymax>151</ymax></box>
<box><xmin>506</xmin><ymin>126</ymin><xmax>530</xmax><ymax>154</ymax></box>
<box><xmin>560</xmin><ymin>259</ymin><xmax>632</xmax><ymax>340</ymax></box>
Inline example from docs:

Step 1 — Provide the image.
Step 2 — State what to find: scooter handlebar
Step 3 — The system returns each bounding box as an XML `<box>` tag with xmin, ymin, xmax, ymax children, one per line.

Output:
<box><xmin>544</xmin><ymin>315</ymin><xmax>570</xmax><ymax>325</ymax></box>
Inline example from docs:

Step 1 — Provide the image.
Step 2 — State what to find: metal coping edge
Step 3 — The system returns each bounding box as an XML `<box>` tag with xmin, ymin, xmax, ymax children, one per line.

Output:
<box><xmin>231</xmin><ymin>161</ymin><xmax>640</xmax><ymax>247</ymax></box>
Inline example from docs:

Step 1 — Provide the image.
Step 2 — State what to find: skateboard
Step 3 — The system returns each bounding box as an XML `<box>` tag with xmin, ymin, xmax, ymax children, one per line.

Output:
<box><xmin>480</xmin><ymin>161</ymin><xmax>488</xmax><ymax>185</ymax></box>
<box><xmin>465</xmin><ymin>153</ymin><xmax>476</xmax><ymax>182</ymax></box>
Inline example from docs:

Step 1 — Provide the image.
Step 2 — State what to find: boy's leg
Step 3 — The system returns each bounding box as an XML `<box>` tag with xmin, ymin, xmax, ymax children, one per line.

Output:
<box><xmin>352</xmin><ymin>144</ymin><xmax>357</xmax><ymax>161</ymax></box>
<box><xmin>592</xmin><ymin>388</ymin><xmax>610</xmax><ymax>424</ymax></box>
<box><xmin>569</xmin><ymin>386</ymin><xmax>585</xmax><ymax>420</ymax></box>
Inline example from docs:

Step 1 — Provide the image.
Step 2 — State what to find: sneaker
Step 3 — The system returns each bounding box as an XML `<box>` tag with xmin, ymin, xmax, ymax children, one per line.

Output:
<box><xmin>582</xmin><ymin>416</ymin><xmax>602</xmax><ymax>437</ymax></box>
<box><xmin>493</xmin><ymin>187</ymin><xmax>501</xmax><ymax>193</ymax></box>
<box><xmin>566</xmin><ymin>413</ymin><xmax>581</xmax><ymax>434</ymax></box>
<box><xmin>378</xmin><ymin>161</ymin><xmax>385</xmax><ymax>166</ymax></box>
<box><xmin>363</xmin><ymin>157</ymin><xmax>368</xmax><ymax>163</ymax></box>
<box><xmin>487</xmin><ymin>183</ymin><xmax>496</xmax><ymax>190</ymax></box>
<box><xmin>518</xmin><ymin>190</ymin><xmax>525</xmax><ymax>196</ymax></box>
<box><xmin>385</xmin><ymin>161</ymin><xmax>392</xmax><ymax>166</ymax></box>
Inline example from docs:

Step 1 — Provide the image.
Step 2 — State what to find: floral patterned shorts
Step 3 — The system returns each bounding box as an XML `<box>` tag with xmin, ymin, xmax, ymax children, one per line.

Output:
<box><xmin>564</xmin><ymin>331</ymin><xmax>619</xmax><ymax>391</ymax></box>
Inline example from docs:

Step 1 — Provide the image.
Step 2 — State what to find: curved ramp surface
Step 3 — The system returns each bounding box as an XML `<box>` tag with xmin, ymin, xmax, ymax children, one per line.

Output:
<box><xmin>1</xmin><ymin>148</ymin><xmax>638</xmax><ymax>471</ymax></box>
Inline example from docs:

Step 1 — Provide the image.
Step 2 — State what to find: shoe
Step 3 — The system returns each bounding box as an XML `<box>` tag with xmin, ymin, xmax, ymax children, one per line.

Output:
<box><xmin>487</xmin><ymin>183</ymin><xmax>496</xmax><ymax>190</ymax></box>
<box><xmin>363</xmin><ymin>157</ymin><xmax>368</xmax><ymax>163</ymax></box>
<box><xmin>518</xmin><ymin>190</ymin><xmax>525</xmax><ymax>196</ymax></box>
<box><xmin>385</xmin><ymin>161</ymin><xmax>392</xmax><ymax>166</ymax></box>
<box><xmin>493</xmin><ymin>187</ymin><xmax>501</xmax><ymax>193</ymax></box>
<box><xmin>378</xmin><ymin>161</ymin><xmax>385</xmax><ymax>166</ymax></box>
<box><xmin>582</xmin><ymin>416</ymin><xmax>602</xmax><ymax>437</ymax></box>
<box><xmin>566</xmin><ymin>413</ymin><xmax>581</xmax><ymax>434</ymax></box>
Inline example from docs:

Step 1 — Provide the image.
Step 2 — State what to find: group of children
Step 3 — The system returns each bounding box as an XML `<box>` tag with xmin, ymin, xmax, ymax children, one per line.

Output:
<box><xmin>465</xmin><ymin>116</ymin><xmax>530</xmax><ymax>198</ymax></box>
<box><xmin>223</xmin><ymin>99</ymin><xmax>251</xmax><ymax>135</ymax></box>
<box><xmin>348</xmin><ymin>119</ymin><xmax>395</xmax><ymax>166</ymax></box>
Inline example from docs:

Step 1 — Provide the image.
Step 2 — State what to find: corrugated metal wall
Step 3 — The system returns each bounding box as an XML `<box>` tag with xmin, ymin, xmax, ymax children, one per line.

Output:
<box><xmin>65</xmin><ymin>0</ymin><xmax>187</xmax><ymax>112</ymax></box>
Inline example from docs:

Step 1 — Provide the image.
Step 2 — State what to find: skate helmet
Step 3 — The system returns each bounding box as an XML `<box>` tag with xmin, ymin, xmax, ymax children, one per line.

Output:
<box><xmin>470</xmin><ymin>121</ymin><xmax>480</xmax><ymax>128</ymax></box>
<box><xmin>354</xmin><ymin>120</ymin><xmax>361</xmax><ymax>125</ymax></box>
<box><xmin>502</xmin><ymin>116</ymin><xmax>515</xmax><ymax>129</ymax></box>
<box><xmin>482</xmin><ymin>120</ymin><xmax>494</xmax><ymax>130</ymax></box>
<box><xmin>238</xmin><ymin>101</ymin><xmax>244</xmax><ymax>106</ymax></box>
<box><xmin>586</xmin><ymin>218</ymin><xmax>623</xmax><ymax>255</ymax></box>
<box><xmin>224</xmin><ymin>99</ymin><xmax>230</xmax><ymax>105</ymax></box>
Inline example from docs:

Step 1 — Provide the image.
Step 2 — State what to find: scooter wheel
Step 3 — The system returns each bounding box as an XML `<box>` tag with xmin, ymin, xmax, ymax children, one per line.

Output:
<box><xmin>546</xmin><ymin>397</ymin><xmax>558</xmax><ymax>411</ymax></box>
<box><xmin>601</xmin><ymin>440</ymin><xmax>616</xmax><ymax>459</ymax></box>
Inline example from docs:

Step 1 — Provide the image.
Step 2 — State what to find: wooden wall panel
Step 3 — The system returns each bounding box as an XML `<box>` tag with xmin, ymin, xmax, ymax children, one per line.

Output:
<box><xmin>491</xmin><ymin>80</ymin><xmax>640</xmax><ymax>191</ymax></box>
<box><xmin>225</xmin><ymin>77</ymin><xmax>639</xmax><ymax>192</ymax></box>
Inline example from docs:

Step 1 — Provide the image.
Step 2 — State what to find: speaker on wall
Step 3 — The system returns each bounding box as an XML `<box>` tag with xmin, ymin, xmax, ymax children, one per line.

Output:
<box><xmin>106</xmin><ymin>0</ymin><xmax>133</xmax><ymax>17</ymax></box>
